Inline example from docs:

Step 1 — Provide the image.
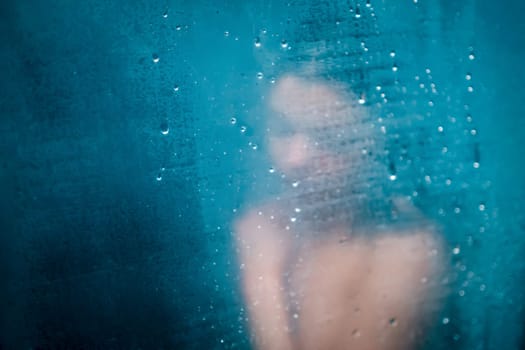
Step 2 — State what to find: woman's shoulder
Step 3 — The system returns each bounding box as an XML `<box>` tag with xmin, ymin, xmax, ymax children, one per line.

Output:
<box><xmin>234</xmin><ymin>202</ymin><xmax>286</xmax><ymax>235</ymax></box>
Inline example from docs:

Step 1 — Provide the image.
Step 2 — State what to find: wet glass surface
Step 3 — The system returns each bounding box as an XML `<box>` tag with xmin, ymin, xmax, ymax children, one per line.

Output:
<box><xmin>0</xmin><ymin>0</ymin><xmax>524</xmax><ymax>349</ymax></box>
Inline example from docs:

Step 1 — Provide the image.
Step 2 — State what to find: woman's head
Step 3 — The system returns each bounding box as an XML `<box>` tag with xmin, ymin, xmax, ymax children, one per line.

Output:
<box><xmin>265</xmin><ymin>74</ymin><xmax>386</xmax><ymax>229</ymax></box>
<box><xmin>267</xmin><ymin>75</ymin><xmax>368</xmax><ymax>178</ymax></box>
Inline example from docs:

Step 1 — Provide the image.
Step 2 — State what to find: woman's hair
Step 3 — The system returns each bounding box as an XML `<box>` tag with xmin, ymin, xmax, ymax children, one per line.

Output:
<box><xmin>265</xmin><ymin>74</ymin><xmax>397</xmax><ymax>236</ymax></box>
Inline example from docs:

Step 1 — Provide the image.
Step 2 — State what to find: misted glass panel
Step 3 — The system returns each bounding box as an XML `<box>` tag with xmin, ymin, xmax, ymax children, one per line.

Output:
<box><xmin>0</xmin><ymin>0</ymin><xmax>523</xmax><ymax>349</ymax></box>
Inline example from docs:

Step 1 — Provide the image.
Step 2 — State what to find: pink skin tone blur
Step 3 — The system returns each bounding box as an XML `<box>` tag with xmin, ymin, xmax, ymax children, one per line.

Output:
<box><xmin>235</xmin><ymin>75</ymin><xmax>445</xmax><ymax>350</ymax></box>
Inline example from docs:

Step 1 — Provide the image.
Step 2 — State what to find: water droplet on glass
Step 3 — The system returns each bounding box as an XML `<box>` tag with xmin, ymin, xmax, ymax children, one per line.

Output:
<box><xmin>268</xmin><ymin>167</ymin><xmax>275</xmax><ymax>173</ymax></box>
<box><xmin>173</xmin><ymin>85</ymin><xmax>180</xmax><ymax>92</ymax></box>
<box><xmin>352</xmin><ymin>329</ymin><xmax>361</xmax><ymax>338</ymax></box>
<box><xmin>437</xmin><ymin>126</ymin><xmax>444</xmax><ymax>133</ymax></box>
<box><xmin>160</xmin><ymin>122</ymin><xmax>169</xmax><ymax>135</ymax></box>
<box><xmin>389</xmin><ymin>50</ymin><xmax>396</xmax><ymax>58</ymax></box>
<box><xmin>294</xmin><ymin>207</ymin><xmax>301</xmax><ymax>213</ymax></box>
<box><xmin>254</xmin><ymin>37</ymin><xmax>261</xmax><ymax>48</ymax></box>
<box><xmin>388</xmin><ymin>161</ymin><xmax>397</xmax><ymax>181</ymax></box>
<box><xmin>230</xmin><ymin>117</ymin><xmax>237</xmax><ymax>125</ymax></box>
<box><xmin>445</xmin><ymin>178</ymin><xmax>452</xmax><ymax>186</ymax></box>
<box><xmin>467</xmin><ymin>86</ymin><xmax>474</xmax><ymax>92</ymax></box>
<box><xmin>292</xmin><ymin>181</ymin><xmax>300</xmax><ymax>188</ymax></box>
<box><xmin>454</xmin><ymin>207</ymin><xmax>461</xmax><ymax>214</ymax></box>
<box><xmin>256</xmin><ymin>72</ymin><xmax>264</xmax><ymax>80</ymax></box>
<box><xmin>156</xmin><ymin>173</ymin><xmax>163</xmax><ymax>181</ymax></box>
<box><xmin>479</xmin><ymin>203</ymin><xmax>486</xmax><ymax>211</ymax></box>
<box><xmin>358</xmin><ymin>96</ymin><xmax>366</xmax><ymax>104</ymax></box>
<box><xmin>224</xmin><ymin>31</ymin><xmax>230</xmax><ymax>37</ymax></box>
<box><xmin>240</xmin><ymin>126</ymin><xmax>247</xmax><ymax>133</ymax></box>
<box><xmin>442</xmin><ymin>317</ymin><xmax>450</xmax><ymax>325</ymax></box>
<box><xmin>470</xmin><ymin>129</ymin><xmax>477</xmax><ymax>136</ymax></box>
<box><xmin>175</xmin><ymin>25</ymin><xmax>182</xmax><ymax>31</ymax></box>
<box><xmin>473</xmin><ymin>161</ymin><xmax>480</xmax><ymax>168</ymax></box>
<box><xmin>355</xmin><ymin>7</ymin><xmax>361</xmax><ymax>18</ymax></box>
<box><xmin>452</xmin><ymin>246</ymin><xmax>460</xmax><ymax>255</ymax></box>
<box><xmin>280</xmin><ymin>40</ymin><xmax>288</xmax><ymax>49</ymax></box>
<box><xmin>389</xmin><ymin>318</ymin><xmax>398</xmax><ymax>327</ymax></box>
<box><xmin>152</xmin><ymin>54</ymin><xmax>160</xmax><ymax>63</ymax></box>
<box><xmin>163</xmin><ymin>10</ymin><xmax>168</xmax><ymax>18</ymax></box>
<box><xmin>465</xmin><ymin>73</ymin><xmax>472</xmax><ymax>80</ymax></box>
<box><xmin>468</xmin><ymin>53</ymin><xmax>475</xmax><ymax>60</ymax></box>
<box><xmin>290</xmin><ymin>217</ymin><xmax>297</xmax><ymax>223</ymax></box>
<box><xmin>392</xmin><ymin>63</ymin><xmax>398</xmax><ymax>72</ymax></box>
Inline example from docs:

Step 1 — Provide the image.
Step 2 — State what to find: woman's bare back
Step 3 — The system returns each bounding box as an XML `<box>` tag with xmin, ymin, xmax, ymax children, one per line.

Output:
<box><xmin>236</xmin><ymin>207</ymin><xmax>443</xmax><ymax>350</ymax></box>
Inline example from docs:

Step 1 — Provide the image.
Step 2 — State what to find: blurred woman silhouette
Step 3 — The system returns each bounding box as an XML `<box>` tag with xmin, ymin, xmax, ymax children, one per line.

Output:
<box><xmin>235</xmin><ymin>75</ymin><xmax>445</xmax><ymax>350</ymax></box>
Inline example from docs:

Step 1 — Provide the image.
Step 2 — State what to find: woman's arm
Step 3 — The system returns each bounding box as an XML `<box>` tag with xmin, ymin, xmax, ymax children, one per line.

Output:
<box><xmin>235</xmin><ymin>209</ymin><xmax>294</xmax><ymax>350</ymax></box>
